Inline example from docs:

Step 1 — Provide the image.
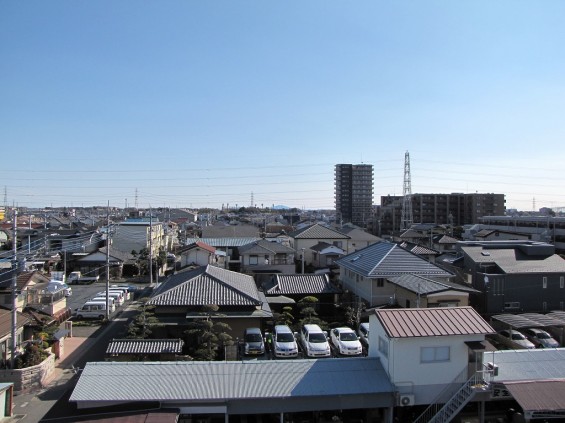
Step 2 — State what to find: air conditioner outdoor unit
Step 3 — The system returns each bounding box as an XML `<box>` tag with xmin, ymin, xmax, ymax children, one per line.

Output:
<box><xmin>399</xmin><ymin>394</ymin><xmax>415</xmax><ymax>407</ymax></box>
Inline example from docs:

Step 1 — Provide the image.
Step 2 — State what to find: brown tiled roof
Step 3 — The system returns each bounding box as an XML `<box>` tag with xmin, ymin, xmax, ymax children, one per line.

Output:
<box><xmin>374</xmin><ymin>306</ymin><xmax>494</xmax><ymax>338</ymax></box>
<box><xmin>0</xmin><ymin>307</ymin><xmax>31</xmax><ymax>338</ymax></box>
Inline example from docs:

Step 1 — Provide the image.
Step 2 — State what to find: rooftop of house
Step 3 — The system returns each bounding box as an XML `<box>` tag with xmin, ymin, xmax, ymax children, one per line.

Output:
<box><xmin>336</xmin><ymin>241</ymin><xmax>453</xmax><ymax>278</ymax></box>
<box><xmin>264</xmin><ymin>274</ymin><xmax>342</xmax><ymax>295</ymax></box>
<box><xmin>149</xmin><ymin>265</ymin><xmax>262</xmax><ymax>307</ymax></box>
<box><xmin>374</xmin><ymin>306</ymin><xmax>495</xmax><ymax>338</ymax></box>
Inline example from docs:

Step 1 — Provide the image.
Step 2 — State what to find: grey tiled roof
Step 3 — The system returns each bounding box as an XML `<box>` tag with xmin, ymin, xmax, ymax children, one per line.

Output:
<box><xmin>266</xmin><ymin>274</ymin><xmax>342</xmax><ymax>295</ymax></box>
<box><xmin>461</xmin><ymin>246</ymin><xmax>565</xmax><ymax>273</ymax></box>
<box><xmin>387</xmin><ymin>274</ymin><xmax>479</xmax><ymax>295</ymax></box>
<box><xmin>289</xmin><ymin>224</ymin><xmax>350</xmax><ymax>240</ymax></box>
<box><xmin>336</xmin><ymin>242</ymin><xmax>452</xmax><ymax>278</ymax></box>
<box><xmin>399</xmin><ymin>242</ymin><xmax>439</xmax><ymax>256</ymax></box>
<box><xmin>149</xmin><ymin>265</ymin><xmax>262</xmax><ymax>306</ymax></box>
<box><xmin>106</xmin><ymin>339</ymin><xmax>184</xmax><ymax>355</ymax></box>
<box><xmin>185</xmin><ymin>237</ymin><xmax>261</xmax><ymax>247</ymax></box>
<box><xmin>375</xmin><ymin>306</ymin><xmax>495</xmax><ymax>338</ymax></box>
<box><xmin>238</xmin><ymin>239</ymin><xmax>295</xmax><ymax>255</ymax></box>
<box><xmin>70</xmin><ymin>358</ymin><xmax>394</xmax><ymax>404</ymax></box>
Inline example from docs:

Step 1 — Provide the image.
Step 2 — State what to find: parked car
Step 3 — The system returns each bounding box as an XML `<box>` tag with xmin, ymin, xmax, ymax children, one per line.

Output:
<box><xmin>272</xmin><ymin>325</ymin><xmax>299</xmax><ymax>358</ymax></box>
<box><xmin>300</xmin><ymin>324</ymin><xmax>331</xmax><ymax>358</ymax></box>
<box><xmin>357</xmin><ymin>322</ymin><xmax>369</xmax><ymax>349</ymax></box>
<box><xmin>496</xmin><ymin>329</ymin><xmax>536</xmax><ymax>350</ymax></box>
<box><xmin>243</xmin><ymin>327</ymin><xmax>265</xmax><ymax>356</ymax></box>
<box><xmin>74</xmin><ymin>301</ymin><xmax>108</xmax><ymax>319</ymax></box>
<box><xmin>521</xmin><ymin>328</ymin><xmax>560</xmax><ymax>348</ymax></box>
<box><xmin>330</xmin><ymin>327</ymin><xmax>363</xmax><ymax>356</ymax></box>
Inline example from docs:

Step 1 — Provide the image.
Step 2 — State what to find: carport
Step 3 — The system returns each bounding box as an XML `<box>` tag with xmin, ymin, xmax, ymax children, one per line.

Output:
<box><xmin>490</xmin><ymin>313</ymin><xmax>565</xmax><ymax>345</ymax></box>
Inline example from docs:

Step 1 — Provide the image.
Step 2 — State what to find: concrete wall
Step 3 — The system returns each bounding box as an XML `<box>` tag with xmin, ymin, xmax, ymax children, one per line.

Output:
<box><xmin>0</xmin><ymin>352</ymin><xmax>55</xmax><ymax>394</ymax></box>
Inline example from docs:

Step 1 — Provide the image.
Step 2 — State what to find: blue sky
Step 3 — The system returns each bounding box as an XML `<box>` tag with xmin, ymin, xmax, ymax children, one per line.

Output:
<box><xmin>1</xmin><ymin>1</ymin><xmax>565</xmax><ymax>211</ymax></box>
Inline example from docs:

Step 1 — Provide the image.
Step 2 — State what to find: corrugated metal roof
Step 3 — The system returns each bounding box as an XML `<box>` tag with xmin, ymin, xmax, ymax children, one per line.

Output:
<box><xmin>266</xmin><ymin>274</ymin><xmax>341</xmax><ymax>295</ymax></box>
<box><xmin>185</xmin><ymin>237</ymin><xmax>261</xmax><ymax>247</ymax></box>
<box><xmin>336</xmin><ymin>242</ymin><xmax>452</xmax><ymax>278</ymax></box>
<box><xmin>505</xmin><ymin>380</ymin><xmax>565</xmax><ymax>413</ymax></box>
<box><xmin>375</xmin><ymin>307</ymin><xmax>495</xmax><ymax>338</ymax></box>
<box><xmin>493</xmin><ymin>313</ymin><xmax>565</xmax><ymax>328</ymax></box>
<box><xmin>149</xmin><ymin>265</ymin><xmax>261</xmax><ymax>307</ymax></box>
<box><xmin>106</xmin><ymin>339</ymin><xmax>184</xmax><ymax>355</ymax></box>
<box><xmin>483</xmin><ymin>349</ymin><xmax>565</xmax><ymax>382</ymax></box>
<box><xmin>70</xmin><ymin>358</ymin><xmax>393</xmax><ymax>404</ymax></box>
<box><xmin>289</xmin><ymin>224</ymin><xmax>350</xmax><ymax>240</ymax></box>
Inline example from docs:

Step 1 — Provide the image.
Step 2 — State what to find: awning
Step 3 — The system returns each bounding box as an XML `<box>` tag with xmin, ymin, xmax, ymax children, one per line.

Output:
<box><xmin>465</xmin><ymin>340</ymin><xmax>497</xmax><ymax>351</ymax></box>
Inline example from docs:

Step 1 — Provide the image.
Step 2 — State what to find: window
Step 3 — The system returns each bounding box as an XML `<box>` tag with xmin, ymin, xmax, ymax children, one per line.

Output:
<box><xmin>420</xmin><ymin>346</ymin><xmax>450</xmax><ymax>363</ymax></box>
<box><xmin>249</xmin><ymin>255</ymin><xmax>258</xmax><ymax>265</ymax></box>
<box><xmin>378</xmin><ymin>336</ymin><xmax>389</xmax><ymax>358</ymax></box>
<box><xmin>376</xmin><ymin>278</ymin><xmax>384</xmax><ymax>287</ymax></box>
<box><xmin>543</xmin><ymin>277</ymin><xmax>548</xmax><ymax>289</ymax></box>
<box><xmin>333</xmin><ymin>241</ymin><xmax>343</xmax><ymax>248</ymax></box>
<box><xmin>561</xmin><ymin>276</ymin><xmax>564</xmax><ymax>289</ymax></box>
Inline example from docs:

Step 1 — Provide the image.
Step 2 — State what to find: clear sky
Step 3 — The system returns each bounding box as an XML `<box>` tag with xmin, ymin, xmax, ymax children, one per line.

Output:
<box><xmin>2</xmin><ymin>1</ymin><xmax>565</xmax><ymax>211</ymax></box>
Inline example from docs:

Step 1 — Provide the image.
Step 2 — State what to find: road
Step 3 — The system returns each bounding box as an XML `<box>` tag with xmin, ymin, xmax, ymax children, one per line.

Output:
<box><xmin>10</xmin><ymin>290</ymin><xmax>144</xmax><ymax>423</ymax></box>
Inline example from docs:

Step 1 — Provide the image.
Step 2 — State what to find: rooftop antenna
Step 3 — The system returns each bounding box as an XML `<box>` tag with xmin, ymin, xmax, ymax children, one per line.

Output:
<box><xmin>400</xmin><ymin>151</ymin><xmax>413</xmax><ymax>231</ymax></box>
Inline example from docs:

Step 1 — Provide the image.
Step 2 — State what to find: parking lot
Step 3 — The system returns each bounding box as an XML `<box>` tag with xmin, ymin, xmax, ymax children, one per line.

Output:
<box><xmin>66</xmin><ymin>280</ymin><xmax>147</xmax><ymax>320</ymax></box>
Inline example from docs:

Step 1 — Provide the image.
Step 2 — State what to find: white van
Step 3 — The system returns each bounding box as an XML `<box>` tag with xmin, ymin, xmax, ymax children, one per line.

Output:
<box><xmin>75</xmin><ymin>301</ymin><xmax>108</xmax><ymax>319</ymax></box>
<box><xmin>300</xmin><ymin>324</ymin><xmax>331</xmax><ymax>358</ymax></box>
<box><xmin>90</xmin><ymin>297</ymin><xmax>116</xmax><ymax>312</ymax></box>
<box><xmin>96</xmin><ymin>291</ymin><xmax>124</xmax><ymax>306</ymax></box>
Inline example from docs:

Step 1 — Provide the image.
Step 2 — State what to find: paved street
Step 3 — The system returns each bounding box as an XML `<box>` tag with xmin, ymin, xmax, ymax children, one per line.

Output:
<box><xmin>9</xmin><ymin>297</ymin><xmax>142</xmax><ymax>423</ymax></box>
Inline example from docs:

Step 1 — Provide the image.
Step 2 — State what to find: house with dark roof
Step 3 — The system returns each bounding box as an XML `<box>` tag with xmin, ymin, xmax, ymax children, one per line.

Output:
<box><xmin>336</xmin><ymin>223</ymin><xmax>382</xmax><ymax>254</ymax></box>
<box><xmin>473</xmin><ymin>229</ymin><xmax>530</xmax><ymax>241</ymax></box>
<box><xmin>335</xmin><ymin>241</ymin><xmax>453</xmax><ymax>307</ymax></box>
<box><xmin>263</xmin><ymin>274</ymin><xmax>342</xmax><ymax>318</ymax></box>
<box><xmin>399</xmin><ymin>241</ymin><xmax>440</xmax><ymax>263</ymax></box>
<box><xmin>148</xmin><ymin>265</ymin><xmax>272</xmax><ymax>339</ymax></box>
<box><xmin>458</xmin><ymin>240</ymin><xmax>565</xmax><ymax>315</ymax></box>
<box><xmin>288</xmin><ymin>223</ymin><xmax>350</xmax><ymax>269</ymax></box>
<box><xmin>73</xmin><ymin>247</ymin><xmax>135</xmax><ymax>279</ymax></box>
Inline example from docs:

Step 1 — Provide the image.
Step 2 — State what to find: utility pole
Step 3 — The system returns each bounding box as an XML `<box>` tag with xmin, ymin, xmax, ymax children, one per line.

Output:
<box><xmin>149</xmin><ymin>207</ymin><xmax>153</xmax><ymax>286</ymax></box>
<box><xmin>10</xmin><ymin>209</ymin><xmax>17</xmax><ymax>368</ymax></box>
<box><xmin>301</xmin><ymin>248</ymin><xmax>305</xmax><ymax>274</ymax></box>
<box><xmin>106</xmin><ymin>201</ymin><xmax>110</xmax><ymax>320</ymax></box>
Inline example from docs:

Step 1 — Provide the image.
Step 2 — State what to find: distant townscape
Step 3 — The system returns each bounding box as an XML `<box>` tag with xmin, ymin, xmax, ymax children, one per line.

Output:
<box><xmin>1</xmin><ymin>164</ymin><xmax>565</xmax><ymax>422</ymax></box>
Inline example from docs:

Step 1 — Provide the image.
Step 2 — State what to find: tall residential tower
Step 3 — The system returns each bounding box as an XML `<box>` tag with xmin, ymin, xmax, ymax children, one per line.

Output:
<box><xmin>334</xmin><ymin>164</ymin><xmax>374</xmax><ymax>227</ymax></box>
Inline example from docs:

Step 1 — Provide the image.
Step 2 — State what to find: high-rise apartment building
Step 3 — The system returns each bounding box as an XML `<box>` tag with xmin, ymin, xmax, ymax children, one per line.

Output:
<box><xmin>335</xmin><ymin>164</ymin><xmax>374</xmax><ymax>227</ymax></box>
<box><xmin>378</xmin><ymin>192</ymin><xmax>506</xmax><ymax>234</ymax></box>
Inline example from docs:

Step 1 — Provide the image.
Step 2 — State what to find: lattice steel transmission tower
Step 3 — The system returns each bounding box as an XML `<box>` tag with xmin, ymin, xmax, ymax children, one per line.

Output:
<box><xmin>401</xmin><ymin>151</ymin><xmax>413</xmax><ymax>231</ymax></box>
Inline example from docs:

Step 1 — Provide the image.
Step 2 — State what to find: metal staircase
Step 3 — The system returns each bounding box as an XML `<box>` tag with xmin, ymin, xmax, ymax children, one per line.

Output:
<box><xmin>412</xmin><ymin>370</ymin><xmax>492</xmax><ymax>423</ymax></box>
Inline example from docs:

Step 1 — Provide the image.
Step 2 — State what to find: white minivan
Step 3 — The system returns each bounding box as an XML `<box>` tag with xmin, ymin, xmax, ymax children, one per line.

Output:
<box><xmin>300</xmin><ymin>324</ymin><xmax>331</xmax><ymax>358</ymax></box>
<box><xmin>75</xmin><ymin>301</ymin><xmax>108</xmax><ymax>320</ymax></box>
